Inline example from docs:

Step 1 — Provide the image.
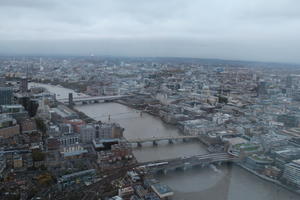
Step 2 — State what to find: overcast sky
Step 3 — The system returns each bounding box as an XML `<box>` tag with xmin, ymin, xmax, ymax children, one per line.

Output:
<box><xmin>0</xmin><ymin>0</ymin><xmax>300</xmax><ymax>63</ymax></box>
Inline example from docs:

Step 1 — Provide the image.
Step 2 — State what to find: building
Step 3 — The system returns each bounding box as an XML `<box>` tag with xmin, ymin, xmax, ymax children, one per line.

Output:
<box><xmin>20</xmin><ymin>77</ymin><xmax>28</xmax><ymax>93</ymax></box>
<box><xmin>93</xmin><ymin>138</ymin><xmax>119</xmax><ymax>151</ymax></box>
<box><xmin>263</xmin><ymin>165</ymin><xmax>281</xmax><ymax>179</ymax></box>
<box><xmin>282</xmin><ymin>159</ymin><xmax>300</xmax><ymax>188</ymax></box>
<box><xmin>112</xmin><ymin>123</ymin><xmax>124</xmax><ymax>138</ymax></box>
<box><xmin>64</xmin><ymin>119</ymin><xmax>85</xmax><ymax>133</ymax></box>
<box><xmin>0</xmin><ymin>153</ymin><xmax>6</xmax><ymax>177</ymax></box>
<box><xmin>252</xmin><ymin>133</ymin><xmax>290</xmax><ymax>151</ymax></box>
<box><xmin>0</xmin><ymin>87</ymin><xmax>13</xmax><ymax>105</ymax></box>
<box><xmin>277</xmin><ymin>114</ymin><xmax>299</xmax><ymax>127</ymax></box>
<box><xmin>80</xmin><ymin>123</ymin><xmax>123</xmax><ymax>143</ymax></box>
<box><xmin>13</xmin><ymin>153</ymin><xmax>23</xmax><ymax>169</ymax></box>
<box><xmin>151</xmin><ymin>183</ymin><xmax>174</xmax><ymax>199</ymax></box>
<box><xmin>257</xmin><ymin>81</ymin><xmax>267</xmax><ymax>96</ymax></box>
<box><xmin>79</xmin><ymin>124</ymin><xmax>96</xmax><ymax>143</ymax></box>
<box><xmin>111</xmin><ymin>143</ymin><xmax>132</xmax><ymax>159</ymax></box>
<box><xmin>118</xmin><ymin>187</ymin><xmax>134</xmax><ymax>198</ymax></box>
<box><xmin>58</xmin><ymin>169</ymin><xmax>96</xmax><ymax>190</ymax></box>
<box><xmin>68</xmin><ymin>92</ymin><xmax>73</xmax><ymax>107</ymax></box>
<box><xmin>46</xmin><ymin>138</ymin><xmax>61</xmax><ymax>151</ymax></box>
<box><xmin>286</xmin><ymin>76</ymin><xmax>293</xmax><ymax>88</ymax></box>
<box><xmin>245</xmin><ymin>154</ymin><xmax>273</xmax><ymax>171</ymax></box>
<box><xmin>0</xmin><ymin>104</ymin><xmax>25</xmax><ymax>114</ymax></box>
<box><xmin>17</xmin><ymin>96</ymin><xmax>39</xmax><ymax>117</ymax></box>
<box><xmin>20</xmin><ymin>119</ymin><xmax>37</xmax><ymax>134</ymax></box>
<box><xmin>0</xmin><ymin>114</ymin><xmax>20</xmax><ymax>138</ymax></box>
<box><xmin>271</xmin><ymin>146</ymin><xmax>300</xmax><ymax>169</ymax></box>
<box><xmin>60</xmin><ymin>144</ymin><xmax>87</xmax><ymax>159</ymax></box>
<box><xmin>133</xmin><ymin>185</ymin><xmax>147</xmax><ymax>198</ymax></box>
<box><xmin>52</xmin><ymin>105</ymin><xmax>78</xmax><ymax>120</ymax></box>
<box><xmin>59</xmin><ymin>135</ymin><xmax>80</xmax><ymax>146</ymax></box>
<box><xmin>109</xmin><ymin>196</ymin><xmax>123</xmax><ymax>200</ymax></box>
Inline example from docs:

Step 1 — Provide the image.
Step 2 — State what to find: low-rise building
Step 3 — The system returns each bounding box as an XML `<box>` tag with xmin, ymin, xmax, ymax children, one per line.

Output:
<box><xmin>13</xmin><ymin>153</ymin><xmax>23</xmax><ymax>169</ymax></box>
<box><xmin>151</xmin><ymin>183</ymin><xmax>174</xmax><ymax>199</ymax></box>
<box><xmin>60</xmin><ymin>144</ymin><xmax>88</xmax><ymax>159</ymax></box>
<box><xmin>20</xmin><ymin>119</ymin><xmax>37</xmax><ymax>134</ymax></box>
<box><xmin>58</xmin><ymin>169</ymin><xmax>96</xmax><ymax>190</ymax></box>
<box><xmin>245</xmin><ymin>154</ymin><xmax>273</xmax><ymax>171</ymax></box>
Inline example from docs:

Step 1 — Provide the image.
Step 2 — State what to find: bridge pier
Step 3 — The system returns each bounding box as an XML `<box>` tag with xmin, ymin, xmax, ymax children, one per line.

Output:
<box><xmin>201</xmin><ymin>163</ymin><xmax>208</xmax><ymax>168</ymax></box>
<box><xmin>156</xmin><ymin>169</ymin><xmax>168</xmax><ymax>175</ymax></box>
<box><xmin>175</xmin><ymin>166</ymin><xmax>182</xmax><ymax>171</ymax></box>
<box><xmin>153</xmin><ymin>141</ymin><xmax>158</xmax><ymax>146</ymax></box>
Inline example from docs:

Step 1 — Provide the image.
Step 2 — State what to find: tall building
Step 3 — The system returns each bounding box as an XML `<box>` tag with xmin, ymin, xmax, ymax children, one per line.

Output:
<box><xmin>257</xmin><ymin>81</ymin><xmax>267</xmax><ymax>96</ymax></box>
<box><xmin>20</xmin><ymin>77</ymin><xmax>28</xmax><ymax>93</ymax></box>
<box><xmin>0</xmin><ymin>87</ymin><xmax>13</xmax><ymax>105</ymax></box>
<box><xmin>68</xmin><ymin>93</ymin><xmax>73</xmax><ymax>107</ymax></box>
<box><xmin>282</xmin><ymin>159</ymin><xmax>300</xmax><ymax>188</ymax></box>
<box><xmin>286</xmin><ymin>76</ymin><xmax>293</xmax><ymax>88</ymax></box>
<box><xmin>0</xmin><ymin>77</ymin><xmax>5</xmax><ymax>87</ymax></box>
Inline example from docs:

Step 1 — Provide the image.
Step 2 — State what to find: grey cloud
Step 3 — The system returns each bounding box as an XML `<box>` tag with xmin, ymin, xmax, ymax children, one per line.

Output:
<box><xmin>0</xmin><ymin>0</ymin><xmax>56</xmax><ymax>8</ymax></box>
<box><xmin>0</xmin><ymin>0</ymin><xmax>300</xmax><ymax>63</ymax></box>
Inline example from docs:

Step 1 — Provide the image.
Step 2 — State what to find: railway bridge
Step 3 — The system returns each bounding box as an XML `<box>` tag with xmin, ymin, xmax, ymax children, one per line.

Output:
<box><xmin>138</xmin><ymin>152</ymin><xmax>239</xmax><ymax>174</ymax></box>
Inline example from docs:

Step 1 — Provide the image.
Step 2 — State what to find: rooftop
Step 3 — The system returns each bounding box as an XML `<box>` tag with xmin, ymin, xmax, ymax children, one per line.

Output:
<box><xmin>151</xmin><ymin>183</ymin><xmax>174</xmax><ymax>198</ymax></box>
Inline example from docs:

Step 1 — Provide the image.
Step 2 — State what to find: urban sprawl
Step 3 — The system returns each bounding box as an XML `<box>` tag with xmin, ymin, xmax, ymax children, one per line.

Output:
<box><xmin>0</xmin><ymin>56</ymin><xmax>300</xmax><ymax>199</ymax></box>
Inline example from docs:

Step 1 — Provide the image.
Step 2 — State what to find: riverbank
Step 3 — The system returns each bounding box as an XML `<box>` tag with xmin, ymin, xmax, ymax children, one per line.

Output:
<box><xmin>236</xmin><ymin>163</ymin><xmax>300</xmax><ymax>195</ymax></box>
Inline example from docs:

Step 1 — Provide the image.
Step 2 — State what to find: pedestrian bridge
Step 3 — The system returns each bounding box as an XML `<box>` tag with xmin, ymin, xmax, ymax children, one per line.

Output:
<box><xmin>127</xmin><ymin>135</ymin><xmax>199</xmax><ymax>147</ymax></box>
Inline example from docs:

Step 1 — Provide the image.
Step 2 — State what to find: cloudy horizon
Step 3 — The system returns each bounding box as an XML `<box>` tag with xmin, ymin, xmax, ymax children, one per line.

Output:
<box><xmin>1</xmin><ymin>0</ymin><xmax>300</xmax><ymax>63</ymax></box>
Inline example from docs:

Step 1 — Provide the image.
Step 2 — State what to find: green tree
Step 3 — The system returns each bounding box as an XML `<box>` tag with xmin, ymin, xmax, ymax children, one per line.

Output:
<box><xmin>35</xmin><ymin>117</ymin><xmax>47</xmax><ymax>134</ymax></box>
<box><xmin>218</xmin><ymin>95</ymin><xmax>228</xmax><ymax>104</ymax></box>
<box><xmin>32</xmin><ymin>151</ymin><xmax>45</xmax><ymax>161</ymax></box>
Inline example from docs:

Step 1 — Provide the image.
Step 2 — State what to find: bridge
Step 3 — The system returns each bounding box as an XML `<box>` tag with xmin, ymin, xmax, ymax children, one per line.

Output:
<box><xmin>58</xmin><ymin>95</ymin><xmax>130</xmax><ymax>104</ymax></box>
<box><xmin>139</xmin><ymin>152</ymin><xmax>239</xmax><ymax>173</ymax></box>
<box><xmin>127</xmin><ymin>135</ymin><xmax>199</xmax><ymax>147</ymax></box>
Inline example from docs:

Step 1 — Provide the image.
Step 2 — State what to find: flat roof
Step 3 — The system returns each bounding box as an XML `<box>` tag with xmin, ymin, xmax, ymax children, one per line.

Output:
<box><xmin>151</xmin><ymin>183</ymin><xmax>174</xmax><ymax>198</ymax></box>
<box><xmin>62</xmin><ymin>149</ymin><xmax>88</xmax><ymax>157</ymax></box>
<box><xmin>292</xmin><ymin>159</ymin><xmax>300</xmax><ymax>165</ymax></box>
<box><xmin>59</xmin><ymin>169</ymin><xmax>96</xmax><ymax>181</ymax></box>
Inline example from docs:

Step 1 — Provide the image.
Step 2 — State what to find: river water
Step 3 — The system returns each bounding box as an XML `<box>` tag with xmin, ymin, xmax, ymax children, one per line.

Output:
<box><xmin>30</xmin><ymin>83</ymin><xmax>299</xmax><ymax>200</ymax></box>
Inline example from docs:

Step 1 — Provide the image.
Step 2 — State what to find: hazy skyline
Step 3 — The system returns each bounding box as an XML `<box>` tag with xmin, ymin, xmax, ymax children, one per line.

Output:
<box><xmin>1</xmin><ymin>0</ymin><xmax>300</xmax><ymax>63</ymax></box>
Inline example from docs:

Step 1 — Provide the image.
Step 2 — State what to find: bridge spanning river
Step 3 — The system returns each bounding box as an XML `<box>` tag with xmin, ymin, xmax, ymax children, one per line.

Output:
<box><xmin>58</xmin><ymin>95</ymin><xmax>129</xmax><ymax>104</ymax></box>
<box><xmin>127</xmin><ymin>135</ymin><xmax>199</xmax><ymax>147</ymax></box>
<box><xmin>139</xmin><ymin>152</ymin><xmax>239</xmax><ymax>173</ymax></box>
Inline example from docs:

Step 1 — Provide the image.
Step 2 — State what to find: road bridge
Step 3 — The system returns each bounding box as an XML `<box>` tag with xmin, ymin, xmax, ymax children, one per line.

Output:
<box><xmin>59</xmin><ymin>95</ymin><xmax>130</xmax><ymax>104</ymax></box>
<box><xmin>127</xmin><ymin>135</ymin><xmax>199</xmax><ymax>147</ymax></box>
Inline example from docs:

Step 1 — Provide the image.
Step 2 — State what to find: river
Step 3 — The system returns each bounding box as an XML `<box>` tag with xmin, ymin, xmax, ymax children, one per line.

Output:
<box><xmin>29</xmin><ymin>83</ymin><xmax>299</xmax><ymax>200</ymax></box>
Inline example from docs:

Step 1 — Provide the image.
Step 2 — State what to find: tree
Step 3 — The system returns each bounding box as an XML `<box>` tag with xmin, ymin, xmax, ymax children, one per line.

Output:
<box><xmin>218</xmin><ymin>95</ymin><xmax>228</xmax><ymax>104</ymax></box>
<box><xmin>32</xmin><ymin>151</ymin><xmax>45</xmax><ymax>162</ymax></box>
<box><xmin>37</xmin><ymin>173</ymin><xmax>53</xmax><ymax>186</ymax></box>
<box><xmin>35</xmin><ymin>117</ymin><xmax>47</xmax><ymax>134</ymax></box>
